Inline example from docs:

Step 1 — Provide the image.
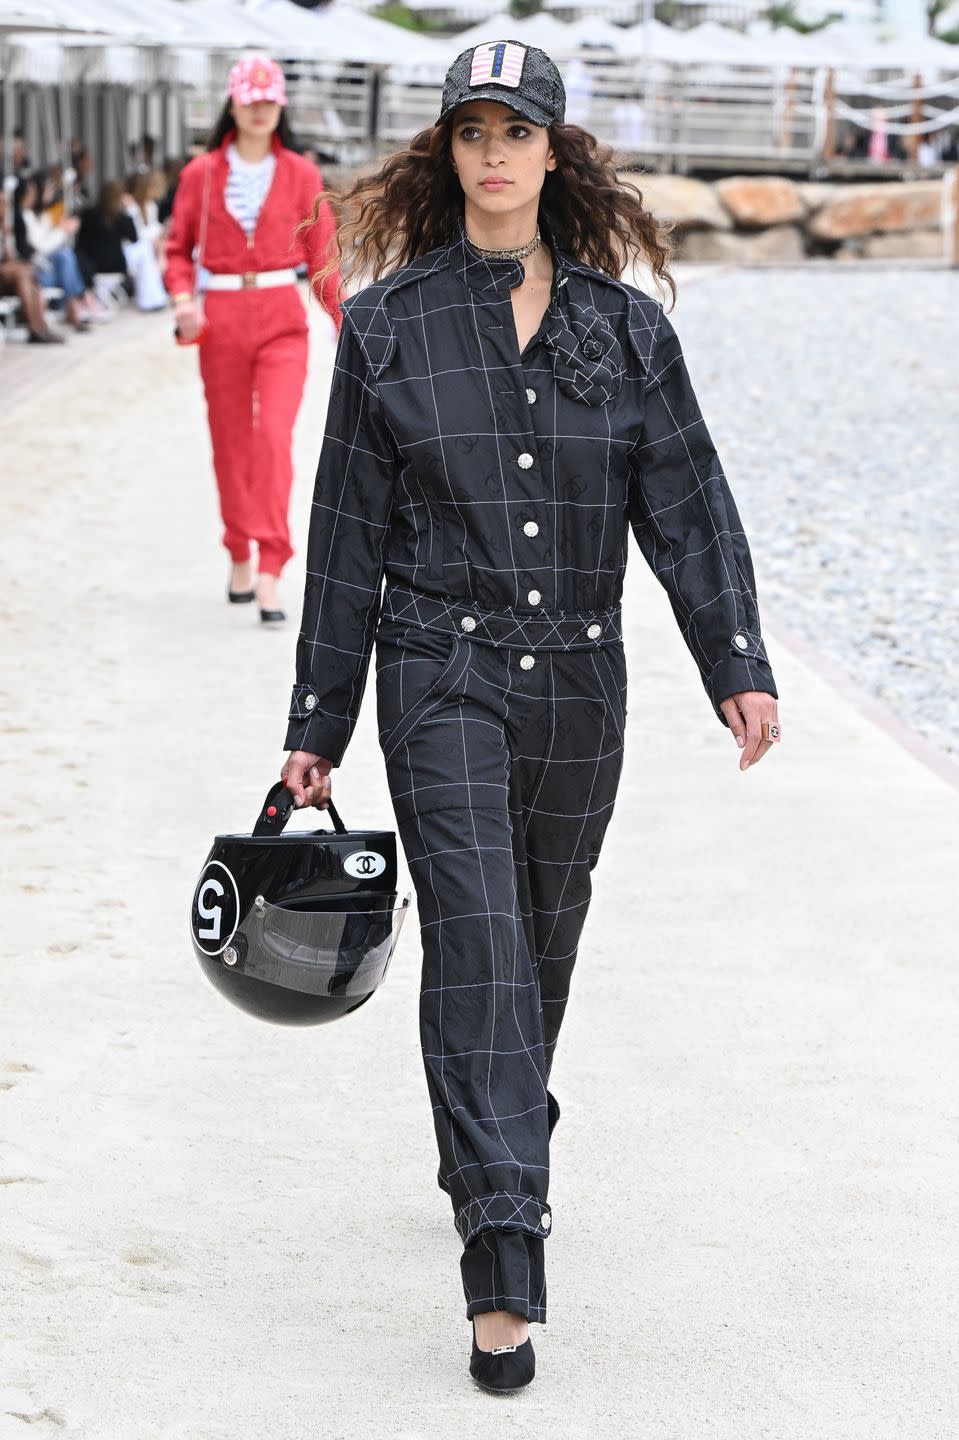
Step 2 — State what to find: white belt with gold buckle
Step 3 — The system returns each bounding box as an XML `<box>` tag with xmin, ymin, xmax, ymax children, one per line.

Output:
<box><xmin>205</xmin><ymin>268</ymin><xmax>299</xmax><ymax>291</ymax></box>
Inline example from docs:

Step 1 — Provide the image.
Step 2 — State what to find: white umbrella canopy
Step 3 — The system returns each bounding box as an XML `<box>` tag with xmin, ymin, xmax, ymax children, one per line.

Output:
<box><xmin>852</xmin><ymin>31</ymin><xmax>959</xmax><ymax>71</ymax></box>
<box><xmin>0</xmin><ymin>0</ymin><xmax>122</xmax><ymax>34</ymax></box>
<box><xmin>782</xmin><ymin>17</ymin><xmax>959</xmax><ymax>69</ymax></box>
<box><xmin>616</xmin><ymin>18</ymin><xmax>699</xmax><ymax>60</ymax></box>
<box><xmin>435</xmin><ymin>11</ymin><xmax>579</xmax><ymax>57</ymax></box>
<box><xmin>563</xmin><ymin>16</ymin><xmax>634</xmax><ymax>52</ymax></box>
<box><xmin>401</xmin><ymin>0</ymin><xmax>499</xmax><ymax>15</ymax></box>
<box><xmin>742</xmin><ymin>23</ymin><xmax>837</xmax><ymax>67</ymax></box>
<box><xmin>681</xmin><ymin>20</ymin><xmax>766</xmax><ymax>60</ymax></box>
<box><xmin>243</xmin><ymin>0</ymin><xmax>447</xmax><ymax>62</ymax></box>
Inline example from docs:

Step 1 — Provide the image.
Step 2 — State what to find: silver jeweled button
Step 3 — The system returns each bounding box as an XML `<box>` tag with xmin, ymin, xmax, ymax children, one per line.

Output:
<box><xmin>587</xmin><ymin>623</ymin><xmax>602</xmax><ymax>640</ymax></box>
<box><xmin>517</xmin><ymin>452</ymin><xmax>534</xmax><ymax>469</ymax></box>
<box><xmin>734</xmin><ymin>634</ymin><xmax>749</xmax><ymax>650</ymax></box>
<box><xmin>523</xmin><ymin>520</ymin><xmax>539</xmax><ymax>537</ymax></box>
<box><xmin>526</xmin><ymin>388</ymin><xmax>536</xmax><ymax>404</ymax></box>
<box><xmin>519</xmin><ymin>655</ymin><xmax>535</xmax><ymax>671</ymax></box>
<box><xmin>304</xmin><ymin>694</ymin><xmax>317</xmax><ymax>710</ymax></box>
<box><xmin>527</xmin><ymin>589</ymin><xmax>542</xmax><ymax>606</ymax></box>
<box><xmin>460</xmin><ymin>616</ymin><xmax>477</xmax><ymax>633</ymax></box>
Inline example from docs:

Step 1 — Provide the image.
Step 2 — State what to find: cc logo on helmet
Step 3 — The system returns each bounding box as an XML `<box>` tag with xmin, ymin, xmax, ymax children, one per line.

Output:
<box><xmin>343</xmin><ymin>851</ymin><xmax>386</xmax><ymax>879</ymax></box>
<box><xmin>191</xmin><ymin>860</ymin><xmax>241</xmax><ymax>956</ymax></box>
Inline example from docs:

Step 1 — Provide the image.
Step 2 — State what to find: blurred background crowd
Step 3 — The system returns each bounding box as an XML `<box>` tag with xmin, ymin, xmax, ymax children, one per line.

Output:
<box><xmin>2</xmin><ymin>0</ymin><xmax>958</xmax><ymax>345</ymax></box>
<box><xmin>0</xmin><ymin>129</ymin><xmax>180</xmax><ymax>343</ymax></box>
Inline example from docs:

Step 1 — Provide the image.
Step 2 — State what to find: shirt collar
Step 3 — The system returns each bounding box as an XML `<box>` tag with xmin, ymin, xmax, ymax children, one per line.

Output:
<box><xmin>448</xmin><ymin>212</ymin><xmax>576</xmax><ymax>297</ymax></box>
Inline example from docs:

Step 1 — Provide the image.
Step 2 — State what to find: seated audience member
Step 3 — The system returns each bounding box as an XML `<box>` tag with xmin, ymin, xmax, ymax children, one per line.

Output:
<box><xmin>13</xmin><ymin>173</ymin><xmax>99</xmax><ymax>332</ymax></box>
<box><xmin>123</xmin><ymin>171</ymin><xmax>167</xmax><ymax>310</ymax></box>
<box><xmin>68</xmin><ymin>142</ymin><xmax>96</xmax><ymax>213</ymax></box>
<box><xmin>0</xmin><ymin>191</ymin><xmax>65</xmax><ymax>343</ymax></box>
<box><xmin>76</xmin><ymin>180</ymin><xmax>137</xmax><ymax>292</ymax></box>
<box><xmin>157</xmin><ymin>157</ymin><xmax>185</xmax><ymax>226</ymax></box>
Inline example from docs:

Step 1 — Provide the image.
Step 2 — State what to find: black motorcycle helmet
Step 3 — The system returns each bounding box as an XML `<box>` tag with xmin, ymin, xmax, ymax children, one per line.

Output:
<box><xmin>190</xmin><ymin>782</ymin><xmax>409</xmax><ymax>1026</ymax></box>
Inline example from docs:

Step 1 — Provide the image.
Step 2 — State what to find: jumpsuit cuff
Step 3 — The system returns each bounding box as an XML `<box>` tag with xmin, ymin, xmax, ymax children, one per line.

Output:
<box><xmin>707</xmin><ymin>630</ymin><xmax>778</xmax><ymax>726</ymax></box>
<box><xmin>455</xmin><ymin>1192</ymin><xmax>553</xmax><ymax>1248</ymax></box>
<box><xmin>285</xmin><ymin>685</ymin><xmax>349</xmax><ymax>764</ymax></box>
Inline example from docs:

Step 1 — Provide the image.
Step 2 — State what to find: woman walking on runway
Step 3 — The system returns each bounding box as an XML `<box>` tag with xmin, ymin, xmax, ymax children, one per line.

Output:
<box><xmin>165</xmin><ymin>56</ymin><xmax>342</xmax><ymax>623</ymax></box>
<box><xmin>281</xmin><ymin>40</ymin><xmax>781</xmax><ymax>1390</ymax></box>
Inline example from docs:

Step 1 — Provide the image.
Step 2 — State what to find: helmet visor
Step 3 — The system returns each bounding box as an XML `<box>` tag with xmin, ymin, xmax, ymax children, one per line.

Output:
<box><xmin>226</xmin><ymin>896</ymin><xmax>410</xmax><ymax>998</ymax></box>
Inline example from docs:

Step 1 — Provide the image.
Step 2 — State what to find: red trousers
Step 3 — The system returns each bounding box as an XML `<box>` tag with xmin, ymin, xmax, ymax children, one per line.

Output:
<box><xmin>199</xmin><ymin>286</ymin><xmax>308</xmax><ymax>577</ymax></box>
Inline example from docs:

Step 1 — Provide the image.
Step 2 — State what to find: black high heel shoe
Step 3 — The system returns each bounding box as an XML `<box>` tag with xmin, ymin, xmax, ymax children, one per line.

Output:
<box><xmin>469</xmin><ymin>1319</ymin><xmax>535</xmax><ymax>1394</ymax></box>
<box><xmin>259</xmin><ymin>608</ymin><xmax>286</xmax><ymax>625</ymax></box>
<box><xmin>227</xmin><ymin>565</ymin><xmax>255</xmax><ymax>604</ymax></box>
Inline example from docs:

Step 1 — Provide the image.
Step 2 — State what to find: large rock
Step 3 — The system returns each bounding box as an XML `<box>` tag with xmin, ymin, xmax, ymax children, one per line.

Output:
<box><xmin>622</xmin><ymin>173</ymin><xmax>733</xmax><ymax>230</ymax></box>
<box><xmin>715</xmin><ymin>176</ymin><xmax>805</xmax><ymax>227</ymax></box>
<box><xmin>796</xmin><ymin>182</ymin><xmax>841</xmax><ymax>213</ymax></box>
<box><xmin>808</xmin><ymin>181</ymin><xmax>943</xmax><ymax>239</ymax></box>
<box><xmin>679</xmin><ymin>225</ymin><xmax>806</xmax><ymax>264</ymax></box>
<box><xmin>861</xmin><ymin>228</ymin><xmax>945</xmax><ymax>259</ymax></box>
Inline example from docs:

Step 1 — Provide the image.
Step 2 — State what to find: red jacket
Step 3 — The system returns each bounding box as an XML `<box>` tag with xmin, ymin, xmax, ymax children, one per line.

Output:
<box><xmin>164</xmin><ymin>132</ymin><xmax>342</xmax><ymax>332</ymax></box>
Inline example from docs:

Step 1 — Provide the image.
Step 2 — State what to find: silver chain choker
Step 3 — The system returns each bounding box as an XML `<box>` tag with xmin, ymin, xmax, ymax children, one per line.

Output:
<box><xmin>467</xmin><ymin>226</ymin><xmax>541</xmax><ymax>262</ymax></box>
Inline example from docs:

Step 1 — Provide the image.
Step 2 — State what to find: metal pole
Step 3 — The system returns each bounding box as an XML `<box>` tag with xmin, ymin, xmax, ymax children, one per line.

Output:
<box><xmin>823</xmin><ymin>67</ymin><xmax>835</xmax><ymax>166</ymax></box>
<box><xmin>2</xmin><ymin>47</ymin><xmax>13</xmax><ymax>184</ymax></box>
<box><xmin>60</xmin><ymin>79</ymin><xmax>73</xmax><ymax>213</ymax></box>
<box><xmin>946</xmin><ymin>166</ymin><xmax>958</xmax><ymax>269</ymax></box>
<box><xmin>907</xmin><ymin>72</ymin><xmax>921</xmax><ymax>166</ymax></box>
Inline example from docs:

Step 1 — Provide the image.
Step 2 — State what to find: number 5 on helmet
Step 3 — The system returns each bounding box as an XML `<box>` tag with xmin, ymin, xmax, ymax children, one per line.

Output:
<box><xmin>189</xmin><ymin>781</ymin><xmax>410</xmax><ymax>1026</ymax></box>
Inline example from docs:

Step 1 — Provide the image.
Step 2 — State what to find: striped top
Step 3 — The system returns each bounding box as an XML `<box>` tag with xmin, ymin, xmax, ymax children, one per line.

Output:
<box><xmin>225</xmin><ymin>143</ymin><xmax>276</xmax><ymax>236</ymax></box>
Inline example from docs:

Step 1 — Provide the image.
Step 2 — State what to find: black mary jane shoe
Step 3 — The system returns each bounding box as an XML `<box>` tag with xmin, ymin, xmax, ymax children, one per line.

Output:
<box><xmin>469</xmin><ymin>1320</ymin><xmax>535</xmax><ymax>1394</ymax></box>
<box><xmin>259</xmin><ymin>608</ymin><xmax>286</xmax><ymax>626</ymax></box>
<box><xmin>228</xmin><ymin>588</ymin><xmax>256</xmax><ymax>604</ymax></box>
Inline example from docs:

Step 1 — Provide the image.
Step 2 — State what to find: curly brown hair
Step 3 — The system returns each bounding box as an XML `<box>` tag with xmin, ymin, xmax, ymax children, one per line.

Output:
<box><xmin>308</xmin><ymin>118</ymin><xmax>675</xmax><ymax>308</ymax></box>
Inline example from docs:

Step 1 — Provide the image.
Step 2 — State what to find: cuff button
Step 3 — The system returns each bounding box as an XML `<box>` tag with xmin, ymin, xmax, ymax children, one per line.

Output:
<box><xmin>304</xmin><ymin>694</ymin><xmax>317</xmax><ymax>710</ymax></box>
<box><xmin>541</xmin><ymin>1212</ymin><xmax>551</xmax><ymax>1230</ymax></box>
<box><xmin>733</xmin><ymin>634</ymin><xmax>749</xmax><ymax>650</ymax></box>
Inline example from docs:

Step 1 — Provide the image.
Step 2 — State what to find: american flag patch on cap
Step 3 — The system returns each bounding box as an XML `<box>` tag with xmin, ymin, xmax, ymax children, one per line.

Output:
<box><xmin>469</xmin><ymin>41</ymin><xmax>527</xmax><ymax>89</ymax></box>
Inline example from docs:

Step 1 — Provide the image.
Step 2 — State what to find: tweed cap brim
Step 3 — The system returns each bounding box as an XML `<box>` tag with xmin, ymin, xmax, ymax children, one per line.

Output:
<box><xmin>438</xmin><ymin>89</ymin><xmax>553</xmax><ymax>128</ymax></box>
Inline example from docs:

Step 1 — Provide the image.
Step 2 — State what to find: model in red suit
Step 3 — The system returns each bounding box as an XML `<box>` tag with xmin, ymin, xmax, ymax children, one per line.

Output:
<box><xmin>165</xmin><ymin>56</ymin><xmax>343</xmax><ymax>623</ymax></box>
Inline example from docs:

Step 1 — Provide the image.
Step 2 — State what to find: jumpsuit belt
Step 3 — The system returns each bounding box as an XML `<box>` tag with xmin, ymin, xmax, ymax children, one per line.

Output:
<box><xmin>380</xmin><ymin>582</ymin><xmax>623</xmax><ymax>652</ymax></box>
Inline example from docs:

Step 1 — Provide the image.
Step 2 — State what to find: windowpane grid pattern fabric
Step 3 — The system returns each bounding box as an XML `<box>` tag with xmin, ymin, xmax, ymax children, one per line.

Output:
<box><xmin>374</xmin><ymin>622</ymin><xmax>625</xmax><ymax>1322</ymax></box>
<box><xmin>286</xmin><ymin>214</ymin><xmax>776</xmax><ymax>767</ymax></box>
<box><xmin>285</xmin><ymin>214</ymin><xmax>777</xmax><ymax>1321</ymax></box>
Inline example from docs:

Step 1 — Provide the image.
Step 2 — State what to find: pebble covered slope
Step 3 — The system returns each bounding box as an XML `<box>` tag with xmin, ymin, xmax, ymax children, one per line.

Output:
<box><xmin>668</xmin><ymin>268</ymin><xmax>959</xmax><ymax>760</ymax></box>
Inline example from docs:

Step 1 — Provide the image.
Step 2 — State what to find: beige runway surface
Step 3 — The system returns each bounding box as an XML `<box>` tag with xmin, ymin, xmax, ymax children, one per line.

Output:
<box><xmin>1</xmin><ymin>292</ymin><xmax>956</xmax><ymax>1439</ymax></box>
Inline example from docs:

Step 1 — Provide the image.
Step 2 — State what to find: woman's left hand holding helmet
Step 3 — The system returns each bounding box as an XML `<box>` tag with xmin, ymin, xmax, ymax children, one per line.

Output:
<box><xmin>720</xmin><ymin>691</ymin><xmax>781</xmax><ymax>772</ymax></box>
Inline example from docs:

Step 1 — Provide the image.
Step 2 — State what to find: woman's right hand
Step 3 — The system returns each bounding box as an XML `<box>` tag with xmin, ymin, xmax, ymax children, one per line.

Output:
<box><xmin>282</xmin><ymin>751</ymin><xmax>333</xmax><ymax>809</ymax></box>
<box><xmin>174</xmin><ymin>299</ymin><xmax>202</xmax><ymax>341</ymax></box>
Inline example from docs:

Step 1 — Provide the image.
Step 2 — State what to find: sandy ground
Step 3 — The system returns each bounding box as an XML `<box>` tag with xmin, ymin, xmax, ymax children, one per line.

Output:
<box><xmin>1</xmin><ymin>286</ymin><xmax>957</xmax><ymax>1439</ymax></box>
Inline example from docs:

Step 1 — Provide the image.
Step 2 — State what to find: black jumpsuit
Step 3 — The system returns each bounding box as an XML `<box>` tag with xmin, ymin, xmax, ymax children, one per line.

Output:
<box><xmin>285</xmin><ymin>215</ymin><xmax>778</xmax><ymax>1323</ymax></box>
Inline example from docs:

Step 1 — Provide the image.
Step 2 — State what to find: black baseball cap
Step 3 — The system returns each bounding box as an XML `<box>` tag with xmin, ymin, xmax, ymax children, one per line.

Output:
<box><xmin>437</xmin><ymin>40</ymin><xmax>566</xmax><ymax>129</ymax></box>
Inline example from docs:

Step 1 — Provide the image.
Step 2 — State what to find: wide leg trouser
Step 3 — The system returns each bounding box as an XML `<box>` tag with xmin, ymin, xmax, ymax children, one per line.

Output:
<box><xmin>198</xmin><ymin>287</ymin><xmax>308</xmax><ymax>577</ymax></box>
<box><xmin>375</xmin><ymin>611</ymin><xmax>627</xmax><ymax>1323</ymax></box>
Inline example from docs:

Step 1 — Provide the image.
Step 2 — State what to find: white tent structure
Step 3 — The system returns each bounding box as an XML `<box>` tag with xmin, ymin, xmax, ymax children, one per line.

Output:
<box><xmin>3</xmin><ymin>0</ymin><xmax>959</xmax><ymax>183</ymax></box>
<box><xmin>434</xmin><ymin>11</ymin><xmax>579</xmax><ymax>58</ymax></box>
<box><xmin>242</xmin><ymin>0</ymin><xmax>447</xmax><ymax>63</ymax></box>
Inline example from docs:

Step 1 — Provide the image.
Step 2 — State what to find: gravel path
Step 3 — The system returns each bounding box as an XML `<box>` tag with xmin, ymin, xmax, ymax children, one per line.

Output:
<box><xmin>669</xmin><ymin>267</ymin><xmax>959</xmax><ymax>759</ymax></box>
